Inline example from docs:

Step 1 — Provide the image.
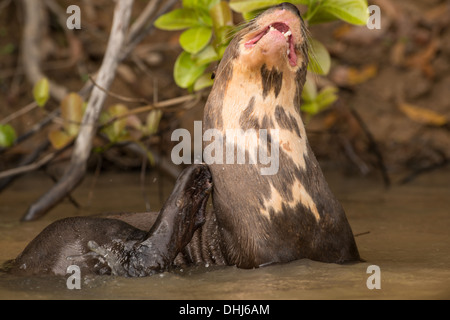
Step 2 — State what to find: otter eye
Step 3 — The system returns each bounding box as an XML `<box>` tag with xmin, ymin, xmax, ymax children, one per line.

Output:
<box><xmin>211</xmin><ymin>72</ymin><xmax>216</xmax><ymax>80</ymax></box>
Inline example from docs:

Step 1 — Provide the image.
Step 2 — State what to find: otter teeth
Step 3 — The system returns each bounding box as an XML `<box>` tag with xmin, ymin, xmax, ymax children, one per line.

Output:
<box><xmin>283</xmin><ymin>30</ymin><xmax>292</xmax><ymax>38</ymax></box>
<box><xmin>268</xmin><ymin>25</ymin><xmax>292</xmax><ymax>39</ymax></box>
<box><xmin>266</xmin><ymin>25</ymin><xmax>292</xmax><ymax>57</ymax></box>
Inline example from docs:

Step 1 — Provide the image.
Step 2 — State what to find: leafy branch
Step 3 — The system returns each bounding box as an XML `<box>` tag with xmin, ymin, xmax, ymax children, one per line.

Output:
<box><xmin>155</xmin><ymin>0</ymin><xmax>369</xmax><ymax>116</ymax></box>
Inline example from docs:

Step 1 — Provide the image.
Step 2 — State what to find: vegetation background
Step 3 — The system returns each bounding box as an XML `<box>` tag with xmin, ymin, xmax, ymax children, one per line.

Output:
<box><xmin>0</xmin><ymin>0</ymin><xmax>449</xmax><ymax>220</ymax></box>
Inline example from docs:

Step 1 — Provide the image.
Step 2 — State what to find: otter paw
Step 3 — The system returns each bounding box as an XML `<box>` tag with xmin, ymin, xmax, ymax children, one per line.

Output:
<box><xmin>87</xmin><ymin>239</ymin><xmax>132</xmax><ymax>276</ymax></box>
<box><xmin>87</xmin><ymin>240</ymin><xmax>167</xmax><ymax>277</ymax></box>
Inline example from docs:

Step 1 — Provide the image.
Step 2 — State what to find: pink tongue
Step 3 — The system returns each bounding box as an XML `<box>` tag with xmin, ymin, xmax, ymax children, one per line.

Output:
<box><xmin>244</xmin><ymin>30</ymin><xmax>266</xmax><ymax>48</ymax></box>
<box><xmin>289</xmin><ymin>38</ymin><xmax>297</xmax><ymax>67</ymax></box>
<box><xmin>244</xmin><ymin>26</ymin><xmax>298</xmax><ymax>67</ymax></box>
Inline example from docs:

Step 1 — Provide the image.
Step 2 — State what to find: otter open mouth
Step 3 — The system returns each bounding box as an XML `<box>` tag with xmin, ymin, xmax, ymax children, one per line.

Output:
<box><xmin>244</xmin><ymin>22</ymin><xmax>297</xmax><ymax>67</ymax></box>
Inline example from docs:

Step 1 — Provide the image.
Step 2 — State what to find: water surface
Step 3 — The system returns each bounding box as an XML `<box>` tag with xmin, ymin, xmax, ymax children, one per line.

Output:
<box><xmin>0</xmin><ymin>168</ymin><xmax>449</xmax><ymax>299</ymax></box>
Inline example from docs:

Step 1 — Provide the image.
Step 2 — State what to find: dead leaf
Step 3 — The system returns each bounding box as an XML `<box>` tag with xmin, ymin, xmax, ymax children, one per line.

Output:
<box><xmin>347</xmin><ymin>64</ymin><xmax>377</xmax><ymax>86</ymax></box>
<box><xmin>390</xmin><ymin>40</ymin><xmax>406</xmax><ymax>66</ymax></box>
<box><xmin>331</xmin><ymin>64</ymin><xmax>377</xmax><ymax>87</ymax></box>
<box><xmin>48</xmin><ymin>130</ymin><xmax>74</xmax><ymax>150</ymax></box>
<box><xmin>405</xmin><ymin>38</ymin><xmax>439</xmax><ymax>79</ymax></box>
<box><xmin>333</xmin><ymin>24</ymin><xmax>353</xmax><ymax>39</ymax></box>
<box><xmin>117</xmin><ymin>64</ymin><xmax>137</xmax><ymax>84</ymax></box>
<box><xmin>398</xmin><ymin>102</ymin><xmax>448</xmax><ymax>127</ymax></box>
<box><xmin>323</xmin><ymin>112</ymin><xmax>338</xmax><ymax>129</ymax></box>
<box><xmin>424</xmin><ymin>3</ymin><xmax>450</xmax><ymax>25</ymax></box>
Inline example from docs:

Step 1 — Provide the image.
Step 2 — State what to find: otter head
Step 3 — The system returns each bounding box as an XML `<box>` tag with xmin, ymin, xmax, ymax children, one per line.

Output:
<box><xmin>207</xmin><ymin>3</ymin><xmax>310</xmax><ymax>132</ymax></box>
<box><xmin>161</xmin><ymin>164</ymin><xmax>212</xmax><ymax>246</ymax></box>
<box><xmin>239</xmin><ymin>2</ymin><xmax>308</xmax><ymax>73</ymax></box>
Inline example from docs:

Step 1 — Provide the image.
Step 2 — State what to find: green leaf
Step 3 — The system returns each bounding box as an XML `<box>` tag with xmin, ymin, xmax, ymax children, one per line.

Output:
<box><xmin>301</xmin><ymin>85</ymin><xmax>338</xmax><ymax>116</ymax></box>
<box><xmin>0</xmin><ymin>43</ymin><xmax>15</xmax><ymax>55</ymax></box>
<box><xmin>154</xmin><ymin>8</ymin><xmax>200</xmax><ymax>31</ymax></box>
<box><xmin>179</xmin><ymin>26</ymin><xmax>213</xmax><ymax>54</ymax></box>
<box><xmin>229</xmin><ymin>0</ymin><xmax>308</xmax><ymax>13</ymax></box>
<box><xmin>216</xmin><ymin>43</ymin><xmax>228</xmax><ymax>58</ymax></box>
<box><xmin>60</xmin><ymin>93</ymin><xmax>84</xmax><ymax>136</ymax></box>
<box><xmin>126</xmin><ymin>114</ymin><xmax>143</xmax><ymax>131</ymax></box>
<box><xmin>210</xmin><ymin>1</ymin><xmax>233</xmax><ymax>30</ymax></box>
<box><xmin>300</xmin><ymin>101</ymin><xmax>319</xmax><ymax>115</ymax></box>
<box><xmin>308</xmin><ymin>0</ymin><xmax>369</xmax><ymax>25</ymax></box>
<box><xmin>183</xmin><ymin>0</ymin><xmax>221</xmax><ymax>10</ymax></box>
<box><xmin>210</xmin><ymin>2</ymin><xmax>234</xmax><ymax>44</ymax></box>
<box><xmin>145</xmin><ymin>110</ymin><xmax>163</xmax><ymax>136</ymax></box>
<box><xmin>194</xmin><ymin>73</ymin><xmax>215</xmax><ymax>91</ymax></box>
<box><xmin>0</xmin><ymin>124</ymin><xmax>16</xmax><ymax>148</ymax></box>
<box><xmin>316</xmin><ymin>86</ymin><xmax>338</xmax><ymax>110</ymax></box>
<box><xmin>197</xmin><ymin>8</ymin><xmax>214</xmax><ymax>27</ymax></box>
<box><xmin>193</xmin><ymin>44</ymin><xmax>219</xmax><ymax>65</ymax></box>
<box><xmin>308</xmin><ymin>38</ymin><xmax>331</xmax><ymax>75</ymax></box>
<box><xmin>301</xmin><ymin>74</ymin><xmax>317</xmax><ymax>102</ymax></box>
<box><xmin>102</xmin><ymin>104</ymin><xmax>130</xmax><ymax>142</ymax></box>
<box><xmin>33</xmin><ymin>78</ymin><xmax>50</xmax><ymax>107</ymax></box>
<box><xmin>242</xmin><ymin>10</ymin><xmax>264</xmax><ymax>21</ymax></box>
<box><xmin>174</xmin><ymin>51</ymin><xmax>208</xmax><ymax>88</ymax></box>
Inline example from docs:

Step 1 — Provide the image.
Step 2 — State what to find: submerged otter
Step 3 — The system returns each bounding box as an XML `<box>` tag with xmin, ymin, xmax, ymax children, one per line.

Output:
<box><xmin>6</xmin><ymin>3</ymin><xmax>359</xmax><ymax>277</ymax></box>
<box><xmin>6</xmin><ymin>165</ymin><xmax>212</xmax><ymax>276</ymax></box>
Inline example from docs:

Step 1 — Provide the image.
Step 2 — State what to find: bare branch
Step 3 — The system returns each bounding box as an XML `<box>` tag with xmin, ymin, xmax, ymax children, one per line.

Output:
<box><xmin>0</xmin><ymin>101</ymin><xmax>37</xmax><ymax>125</ymax></box>
<box><xmin>119</xmin><ymin>0</ymin><xmax>179</xmax><ymax>61</ymax></box>
<box><xmin>0</xmin><ymin>149</ymin><xmax>56</xmax><ymax>180</ymax></box>
<box><xmin>21</xmin><ymin>0</ymin><xmax>68</xmax><ymax>101</ymax></box>
<box><xmin>127</xmin><ymin>0</ymin><xmax>159</xmax><ymax>44</ymax></box>
<box><xmin>22</xmin><ymin>0</ymin><xmax>135</xmax><ymax>221</ymax></box>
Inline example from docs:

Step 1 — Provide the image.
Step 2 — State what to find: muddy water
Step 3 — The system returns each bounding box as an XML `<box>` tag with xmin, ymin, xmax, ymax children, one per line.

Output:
<box><xmin>0</xmin><ymin>167</ymin><xmax>449</xmax><ymax>300</ymax></box>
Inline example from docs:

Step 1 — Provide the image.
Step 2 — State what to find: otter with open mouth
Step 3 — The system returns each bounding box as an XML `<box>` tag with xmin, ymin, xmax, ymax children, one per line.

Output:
<box><xmin>5</xmin><ymin>3</ymin><xmax>359</xmax><ymax>277</ymax></box>
<box><xmin>200</xmin><ymin>2</ymin><xmax>360</xmax><ymax>267</ymax></box>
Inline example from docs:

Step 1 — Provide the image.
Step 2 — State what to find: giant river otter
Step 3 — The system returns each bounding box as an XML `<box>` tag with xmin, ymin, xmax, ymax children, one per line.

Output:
<box><xmin>5</xmin><ymin>3</ymin><xmax>359</xmax><ymax>277</ymax></box>
<box><xmin>199</xmin><ymin>2</ymin><xmax>359</xmax><ymax>268</ymax></box>
<box><xmin>5</xmin><ymin>164</ymin><xmax>212</xmax><ymax>276</ymax></box>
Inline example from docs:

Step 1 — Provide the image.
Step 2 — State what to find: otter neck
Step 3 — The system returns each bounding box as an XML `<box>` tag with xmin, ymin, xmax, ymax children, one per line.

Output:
<box><xmin>217</xmin><ymin>60</ymin><xmax>309</xmax><ymax>171</ymax></box>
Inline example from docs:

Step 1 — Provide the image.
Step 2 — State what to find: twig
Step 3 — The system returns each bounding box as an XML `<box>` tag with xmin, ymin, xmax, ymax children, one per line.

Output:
<box><xmin>44</xmin><ymin>170</ymin><xmax>80</xmax><ymax>209</ymax></box>
<box><xmin>0</xmin><ymin>150</ymin><xmax>56</xmax><ymax>180</ymax></box>
<box><xmin>0</xmin><ymin>101</ymin><xmax>37</xmax><ymax>125</ymax></box>
<box><xmin>86</xmin><ymin>154</ymin><xmax>103</xmax><ymax>207</ymax></box>
<box><xmin>22</xmin><ymin>0</ymin><xmax>135</xmax><ymax>221</ymax></box>
<box><xmin>76</xmin><ymin>0</ymin><xmax>178</xmax><ymax>99</ymax></box>
<box><xmin>119</xmin><ymin>0</ymin><xmax>179</xmax><ymax>61</ymax></box>
<box><xmin>140</xmin><ymin>150</ymin><xmax>151</xmax><ymax>211</ymax></box>
<box><xmin>125</xmin><ymin>143</ymin><xmax>182</xmax><ymax>180</ymax></box>
<box><xmin>97</xmin><ymin>94</ymin><xmax>198</xmax><ymax>133</ymax></box>
<box><xmin>44</xmin><ymin>0</ymin><xmax>82</xmax><ymax>68</ymax></box>
<box><xmin>349</xmin><ymin>106</ymin><xmax>391</xmax><ymax>187</ymax></box>
<box><xmin>0</xmin><ymin>109</ymin><xmax>59</xmax><ymax>155</ymax></box>
<box><xmin>88</xmin><ymin>72</ymin><xmax>198</xmax><ymax>130</ymax></box>
<box><xmin>400</xmin><ymin>151</ymin><xmax>449</xmax><ymax>184</ymax></box>
<box><xmin>0</xmin><ymin>140</ymin><xmax>50</xmax><ymax>191</ymax></box>
<box><xmin>88</xmin><ymin>75</ymin><xmax>150</xmax><ymax>104</ymax></box>
<box><xmin>21</xmin><ymin>0</ymin><xmax>68</xmax><ymax>101</ymax></box>
<box><xmin>354</xmin><ymin>231</ymin><xmax>370</xmax><ymax>237</ymax></box>
<box><xmin>0</xmin><ymin>0</ymin><xmax>12</xmax><ymax>13</ymax></box>
<box><xmin>0</xmin><ymin>140</ymin><xmax>73</xmax><ymax>181</ymax></box>
<box><xmin>126</xmin><ymin>0</ymin><xmax>159</xmax><ymax>45</ymax></box>
<box><xmin>339</xmin><ymin>135</ymin><xmax>370</xmax><ymax>175</ymax></box>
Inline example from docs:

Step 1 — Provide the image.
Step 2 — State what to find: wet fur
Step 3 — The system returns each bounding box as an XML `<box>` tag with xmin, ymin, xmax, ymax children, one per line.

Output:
<box><xmin>6</xmin><ymin>165</ymin><xmax>212</xmax><ymax>276</ymax></box>
<box><xmin>5</xmin><ymin>3</ymin><xmax>359</xmax><ymax>277</ymax></box>
<box><xmin>201</xmin><ymin>3</ymin><xmax>360</xmax><ymax>267</ymax></box>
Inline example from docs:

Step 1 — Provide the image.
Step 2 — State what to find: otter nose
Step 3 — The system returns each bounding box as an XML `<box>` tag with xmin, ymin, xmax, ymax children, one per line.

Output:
<box><xmin>275</xmin><ymin>2</ymin><xmax>302</xmax><ymax>18</ymax></box>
